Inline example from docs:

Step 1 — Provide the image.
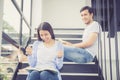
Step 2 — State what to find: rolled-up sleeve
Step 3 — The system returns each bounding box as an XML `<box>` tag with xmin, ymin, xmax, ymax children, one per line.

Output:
<box><xmin>27</xmin><ymin>41</ymin><xmax>38</xmax><ymax>67</ymax></box>
<box><xmin>55</xmin><ymin>41</ymin><xmax>64</xmax><ymax>70</ymax></box>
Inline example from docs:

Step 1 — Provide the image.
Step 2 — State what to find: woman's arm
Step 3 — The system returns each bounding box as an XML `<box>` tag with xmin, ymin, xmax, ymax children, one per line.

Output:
<box><xmin>26</xmin><ymin>41</ymin><xmax>38</xmax><ymax>67</ymax></box>
<box><xmin>56</xmin><ymin>50</ymin><xmax>64</xmax><ymax>70</ymax></box>
<box><xmin>55</xmin><ymin>41</ymin><xmax>64</xmax><ymax>70</ymax></box>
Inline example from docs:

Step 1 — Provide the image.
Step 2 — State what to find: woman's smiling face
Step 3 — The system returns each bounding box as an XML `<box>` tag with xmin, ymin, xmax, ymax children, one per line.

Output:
<box><xmin>39</xmin><ymin>30</ymin><xmax>52</xmax><ymax>43</ymax></box>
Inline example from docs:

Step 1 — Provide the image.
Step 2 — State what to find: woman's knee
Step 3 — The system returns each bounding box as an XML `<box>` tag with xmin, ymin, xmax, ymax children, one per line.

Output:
<box><xmin>28</xmin><ymin>70</ymin><xmax>40</xmax><ymax>80</ymax></box>
<box><xmin>40</xmin><ymin>70</ymin><xmax>58</xmax><ymax>80</ymax></box>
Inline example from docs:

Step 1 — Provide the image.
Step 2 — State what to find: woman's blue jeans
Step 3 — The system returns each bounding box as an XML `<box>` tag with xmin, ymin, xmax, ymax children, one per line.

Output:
<box><xmin>26</xmin><ymin>70</ymin><xmax>58</xmax><ymax>80</ymax></box>
<box><xmin>64</xmin><ymin>46</ymin><xmax>94</xmax><ymax>63</ymax></box>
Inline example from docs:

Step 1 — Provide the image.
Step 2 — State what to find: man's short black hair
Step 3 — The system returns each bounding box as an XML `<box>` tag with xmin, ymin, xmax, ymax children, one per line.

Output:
<box><xmin>80</xmin><ymin>6</ymin><xmax>94</xmax><ymax>14</ymax></box>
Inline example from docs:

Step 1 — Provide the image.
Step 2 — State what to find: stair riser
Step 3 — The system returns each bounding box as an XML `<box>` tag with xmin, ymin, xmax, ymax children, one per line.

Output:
<box><xmin>16</xmin><ymin>75</ymin><xmax>100</xmax><ymax>80</ymax></box>
<box><xmin>20</xmin><ymin>63</ymin><xmax>98</xmax><ymax>73</ymax></box>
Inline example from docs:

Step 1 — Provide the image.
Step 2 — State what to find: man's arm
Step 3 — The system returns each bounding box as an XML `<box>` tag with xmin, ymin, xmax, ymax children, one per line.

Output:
<box><xmin>61</xmin><ymin>32</ymin><xmax>98</xmax><ymax>48</ymax></box>
<box><xmin>73</xmin><ymin>32</ymin><xmax>98</xmax><ymax>48</ymax></box>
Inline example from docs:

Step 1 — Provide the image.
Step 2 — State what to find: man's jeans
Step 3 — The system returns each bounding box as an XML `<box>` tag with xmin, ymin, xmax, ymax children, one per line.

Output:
<box><xmin>26</xmin><ymin>70</ymin><xmax>58</xmax><ymax>80</ymax></box>
<box><xmin>64</xmin><ymin>46</ymin><xmax>94</xmax><ymax>63</ymax></box>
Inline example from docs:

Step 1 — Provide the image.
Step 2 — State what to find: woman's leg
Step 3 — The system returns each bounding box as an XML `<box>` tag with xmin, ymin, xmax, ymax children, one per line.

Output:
<box><xmin>28</xmin><ymin>70</ymin><xmax>40</xmax><ymax>80</ymax></box>
<box><xmin>40</xmin><ymin>70</ymin><xmax>58</xmax><ymax>80</ymax></box>
<box><xmin>26</xmin><ymin>70</ymin><xmax>33</xmax><ymax>80</ymax></box>
<box><xmin>64</xmin><ymin>46</ymin><xmax>94</xmax><ymax>63</ymax></box>
<box><xmin>26</xmin><ymin>73</ymin><xmax>30</xmax><ymax>80</ymax></box>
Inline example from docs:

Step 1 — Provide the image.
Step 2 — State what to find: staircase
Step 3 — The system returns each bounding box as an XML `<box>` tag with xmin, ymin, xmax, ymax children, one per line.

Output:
<box><xmin>13</xmin><ymin>28</ymin><xmax>104</xmax><ymax>80</ymax></box>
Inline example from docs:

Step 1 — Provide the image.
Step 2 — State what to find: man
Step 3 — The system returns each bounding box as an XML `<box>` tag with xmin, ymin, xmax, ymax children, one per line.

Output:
<box><xmin>62</xmin><ymin>6</ymin><xmax>102</xmax><ymax>63</ymax></box>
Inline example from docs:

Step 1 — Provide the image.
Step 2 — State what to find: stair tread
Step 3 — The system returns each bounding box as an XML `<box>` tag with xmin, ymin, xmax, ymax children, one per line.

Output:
<box><xmin>21</xmin><ymin>61</ymin><xmax>95</xmax><ymax>64</ymax></box>
<box><xmin>53</xmin><ymin>28</ymin><xmax>85</xmax><ymax>30</ymax></box>
<box><xmin>18</xmin><ymin>70</ymin><xmax>98</xmax><ymax>76</ymax></box>
<box><xmin>61</xmin><ymin>73</ymin><xmax>98</xmax><ymax>76</ymax></box>
<box><xmin>32</xmin><ymin>37</ymin><xmax>82</xmax><ymax>40</ymax></box>
<box><xmin>55</xmin><ymin>33</ymin><xmax>83</xmax><ymax>35</ymax></box>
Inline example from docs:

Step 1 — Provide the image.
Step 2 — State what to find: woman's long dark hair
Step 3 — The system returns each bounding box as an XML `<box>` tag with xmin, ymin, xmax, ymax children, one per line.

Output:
<box><xmin>37</xmin><ymin>22</ymin><xmax>55</xmax><ymax>41</ymax></box>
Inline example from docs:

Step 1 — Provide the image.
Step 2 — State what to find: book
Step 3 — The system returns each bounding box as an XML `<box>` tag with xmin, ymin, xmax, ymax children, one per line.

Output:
<box><xmin>25</xmin><ymin>66</ymin><xmax>58</xmax><ymax>74</ymax></box>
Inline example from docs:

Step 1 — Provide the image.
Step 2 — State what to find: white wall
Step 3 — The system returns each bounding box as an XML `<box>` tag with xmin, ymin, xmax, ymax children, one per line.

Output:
<box><xmin>32</xmin><ymin>0</ymin><xmax>91</xmax><ymax>29</ymax></box>
<box><xmin>0</xmin><ymin>0</ymin><xmax>4</xmax><ymax>55</ymax></box>
<box><xmin>41</xmin><ymin>0</ymin><xmax>90</xmax><ymax>28</ymax></box>
<box><xmin>31</xmin><ymin>0</ymin><xmax>42</xmax><ymax>36</ymax></box>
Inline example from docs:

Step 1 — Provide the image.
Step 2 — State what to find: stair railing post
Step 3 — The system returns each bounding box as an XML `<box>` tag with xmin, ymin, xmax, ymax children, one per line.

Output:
<box><xmin>0</xmin><ymin>0</ymin><xmax>4</xmax><ymax>57</ymax></box>
<box><xmin>113</xmin><ymin>0</ymin><xmax>120</xmax><ymax>80</ymax></box>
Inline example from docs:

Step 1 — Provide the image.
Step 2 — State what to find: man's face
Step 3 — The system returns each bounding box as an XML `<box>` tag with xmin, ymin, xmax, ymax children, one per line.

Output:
<box><xmin>80</xmin><ymin>9</ymin><xmax>93</xmax><ymax>25</ymax></box>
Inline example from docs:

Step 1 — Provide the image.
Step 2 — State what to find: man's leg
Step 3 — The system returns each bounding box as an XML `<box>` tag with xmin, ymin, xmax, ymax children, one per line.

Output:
<box><xmin>64</xmin><ymin>46</ymin><xmax>94</xmax><ymax>63</ymax></box>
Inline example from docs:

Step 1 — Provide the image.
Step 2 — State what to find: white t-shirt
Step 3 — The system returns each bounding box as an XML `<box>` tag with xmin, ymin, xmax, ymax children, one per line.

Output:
<box><xmin>35</xmin><ymin>41</ymin><xmax>63</xmax><ymax>69</ymax></box>
<box><xmin>82</xmin><ymin>21</ymin><xmax>102</xmax><ymax>57</ymax></box>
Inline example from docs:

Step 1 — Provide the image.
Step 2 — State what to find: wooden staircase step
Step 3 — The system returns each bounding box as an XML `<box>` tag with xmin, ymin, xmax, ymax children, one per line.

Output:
<box><xmin>16</xmin><ymin>72</ymin><xmax>99</xmax><ymax>80</ymax></box>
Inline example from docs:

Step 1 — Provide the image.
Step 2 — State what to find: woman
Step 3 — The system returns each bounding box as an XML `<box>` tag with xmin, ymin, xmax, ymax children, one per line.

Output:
<box><xmin>26</xmin><ymin>22</ymin><xmax>64</xmax><ymax>80</ymax></box>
